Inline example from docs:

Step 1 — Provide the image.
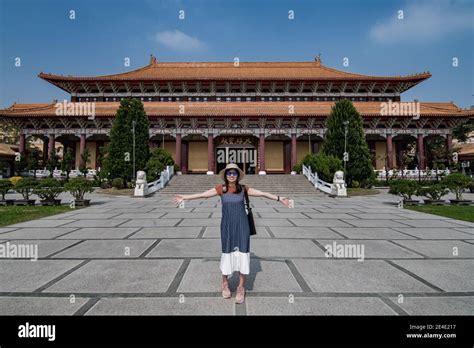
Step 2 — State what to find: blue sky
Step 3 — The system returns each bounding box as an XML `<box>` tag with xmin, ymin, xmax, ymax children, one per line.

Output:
<box><xmin>0</xmin><ymin>0</ymin><xmax>472</xmax><ymax>108</ymax></box>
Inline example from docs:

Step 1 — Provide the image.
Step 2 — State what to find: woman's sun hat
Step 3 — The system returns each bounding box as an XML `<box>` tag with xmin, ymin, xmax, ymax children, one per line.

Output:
<box><xmin>219</xmin><ymin>163</ymin><xmax>245</xmax><ymax>181</ymax></box>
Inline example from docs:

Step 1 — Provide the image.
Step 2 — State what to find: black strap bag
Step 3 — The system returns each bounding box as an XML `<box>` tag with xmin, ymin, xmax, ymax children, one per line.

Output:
<box><xmin>243</xmin><ymin>185</ymin><xmax>257</xmax><ymax>235</ymax></box>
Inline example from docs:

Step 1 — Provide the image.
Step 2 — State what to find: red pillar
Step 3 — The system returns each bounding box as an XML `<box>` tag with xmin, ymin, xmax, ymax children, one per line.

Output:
<box><xmin>48</xmin><ymin>135</ymin><xmax>55</xmax><ymax>160</ymax></box>
<box><xmin>386</xmin><ymin>134</ymin><xmax>393</xmax><ymax>169</ymax></box>
<box><xmin>259</xmin><ymin>133</ymin><xmax>265</xmax><ymax>172</ymax></box>
<box><xmin>19</xmin><ymin>134</ymin><xmax>26</xmax><ymax>154</ymax></box>
<box><xmin>446</xmin><ymin>133</ymin><xmax>453</xmax><ymax>167</ymax></box>
<box><xmin>79</xmin><ymin>133</ymin><xmax>86</xmax><ymax>167</ymax></box>
<box><xmin>417</xmin><ymin>134</ymin><xmax>426</xmax><ymax>169</ymax></box>
<box><xmin>43</xmin><ymin>137</ymin><xmax>49</xmax><ymax>162</ymax></box>
<box><xmin>207</xmin><ymin>134</ymin><xmax>214</xmax><ymax>173</ymax></box>
<box><xmin>175</xmin><ymin>133</ymin><xmax>182</xmax><ymax>170</ymax></box>
<box><xmin>446</xmin><ymin>134</ymin><xmax>452</xmax><ymax>153</ymax></box>
<box><xmin>291</xmin><ymin>133</ymin><xmax>297</xmax><ymax>170</ymax></box>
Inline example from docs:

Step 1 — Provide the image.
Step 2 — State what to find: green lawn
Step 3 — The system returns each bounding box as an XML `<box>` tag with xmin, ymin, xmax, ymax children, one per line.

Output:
<box><xmin>347</xmin><ymin>188</ymin><xmax>380</xmax><ymax>196</ymax></box>
<box><xmin>405</xmin><ymin>204</ymin><xmax>474</xmax><ymax>222</ymax></box>
<box><xmin>0</xmin><ymin>205</ymin><xmax>77</xmax><ymax>227</ymax></box>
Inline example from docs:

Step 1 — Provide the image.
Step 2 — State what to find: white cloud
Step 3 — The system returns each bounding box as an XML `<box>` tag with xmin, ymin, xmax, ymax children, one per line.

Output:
<box><xmin>154</xmin><ymin>30</ymin><xmax>206</xmax><ymax>52</ymax></box>
<box><xmin>369</xmin><ymin>0</ymin><xmax>473</xmax><ymax>43</ymax></box>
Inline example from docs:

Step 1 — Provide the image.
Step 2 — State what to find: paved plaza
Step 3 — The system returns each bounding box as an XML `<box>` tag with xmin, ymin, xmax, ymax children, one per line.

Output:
<box><xmin>0</xmin><ymin>189</ymin><xmax>473</xmax><ymax>315</ymax></box>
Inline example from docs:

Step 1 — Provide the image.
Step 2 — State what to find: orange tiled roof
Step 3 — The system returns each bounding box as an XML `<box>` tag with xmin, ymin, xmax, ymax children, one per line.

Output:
<box><xmin>38</xmin><ymin>60</ymin><xmax>431</xmax><ymax>82</ymax></box>
<box><xmin>0</xmin><ymin>101</ymin><xmax>472</xmax><ymax>118</ymax></box>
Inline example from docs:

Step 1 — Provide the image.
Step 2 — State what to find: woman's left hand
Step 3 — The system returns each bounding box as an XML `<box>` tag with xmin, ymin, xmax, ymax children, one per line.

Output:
<box><xmin>280</xmin><ymin>197</ymin><xmax>290</xmax><ymax>208</ymax></box>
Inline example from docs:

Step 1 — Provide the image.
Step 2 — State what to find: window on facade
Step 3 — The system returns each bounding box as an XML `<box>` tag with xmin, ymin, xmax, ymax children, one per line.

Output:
<box><xmin>217</xmin><ymin>97</ymin><xmax>221</xmax><ymax>102</ymax></box>
<box><xmin>226</xmin><ymin>97</ymin><xmax>231</xmax><ymax>102</ymax></box>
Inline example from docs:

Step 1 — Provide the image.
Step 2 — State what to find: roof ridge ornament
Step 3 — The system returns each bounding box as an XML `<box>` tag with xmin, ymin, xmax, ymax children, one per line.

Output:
<box><xmin>150</xmin><ymin>54</ymin><xmax>157</xmax><ymax>65</ymax></box>
<box><xmin>315</xmin><ymin>53</ymin><xmax>322</xmax><ymax>66</ymax></box>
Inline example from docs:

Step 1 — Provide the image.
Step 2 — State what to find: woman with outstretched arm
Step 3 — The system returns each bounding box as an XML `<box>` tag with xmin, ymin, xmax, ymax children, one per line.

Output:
<box><xmin>172</xmin><ymin>163</ymin><xmax>290</xmax><ymax>304</ymax></box>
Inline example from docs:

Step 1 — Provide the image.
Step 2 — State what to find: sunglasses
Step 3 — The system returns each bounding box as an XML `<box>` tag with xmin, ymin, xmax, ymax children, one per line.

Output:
<box><xmin>226</xmin><ymin>171</ymin><xmax>238</xmax><ymax>177</ymax></box>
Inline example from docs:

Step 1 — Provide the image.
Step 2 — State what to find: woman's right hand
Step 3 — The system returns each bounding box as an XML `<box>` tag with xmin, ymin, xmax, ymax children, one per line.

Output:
<box><xmin>172</xmin><ymin>194</ymin><xmax>185</xmax><ymax>207</ymax></box>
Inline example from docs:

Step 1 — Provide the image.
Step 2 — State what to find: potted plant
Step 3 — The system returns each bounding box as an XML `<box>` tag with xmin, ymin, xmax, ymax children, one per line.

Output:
<box><xmin>0</xmin><ymin>179</ymin><xmax>14</xmax><ymax>206</ymax></box>
<box><xmin>388</xmin><ymin>179</ymin><xmax>419</xmax><ymax>204</ymax></box>
<box><xmin>64</xmin><ymin>177</ymin><xmax>94</xmax><ymax>206</ymax></box>
<box><xmin>33</xmin><ymin>178</ymin><xmax>63</xmax><ymax>206</ymax></box>
<box><xmin>13</xmin><ymin>177</ymin><xmax>38</xmax><ymax>205</ymax></box>
<box><xmin>416</xmin><ymin>183</ymin><xmax>449</xmax><ymax>205</ymax></box>
<box><xmin>442</xmin><ymin>173</ymin><xmax>473</xmax><ymax>204</ymax></box>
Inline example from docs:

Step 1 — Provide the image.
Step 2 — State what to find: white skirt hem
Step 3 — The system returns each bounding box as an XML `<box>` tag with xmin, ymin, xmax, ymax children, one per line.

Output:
<box><xmin>220</xmin><ymin>251</ymin><xmax>250</xmax><ymax>275</ymax></box>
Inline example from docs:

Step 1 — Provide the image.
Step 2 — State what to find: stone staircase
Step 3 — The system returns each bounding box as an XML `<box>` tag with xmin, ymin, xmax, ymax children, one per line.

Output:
<box><xmin>158</xmin><ymin>174</ymin><xmax>323</xmax><ymax>195</ymax></box>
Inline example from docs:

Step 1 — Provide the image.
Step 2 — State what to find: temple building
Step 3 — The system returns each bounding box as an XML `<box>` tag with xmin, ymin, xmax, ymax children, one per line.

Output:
<box><xmin>0</xmin><ymin>55</ymin><xmax>472</xmax><ymax>174</ymax></box>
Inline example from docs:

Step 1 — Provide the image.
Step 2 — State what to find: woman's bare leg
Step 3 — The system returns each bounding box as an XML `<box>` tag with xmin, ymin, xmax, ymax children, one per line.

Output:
<box><xmin>238</xmin><ymin>273</ymin><xmax>245</xmax><ymax>288</ymax></box>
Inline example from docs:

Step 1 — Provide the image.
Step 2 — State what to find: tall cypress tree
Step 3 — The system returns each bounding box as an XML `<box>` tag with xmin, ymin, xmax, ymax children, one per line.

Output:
<box><xmin>103</xmin><ymin>98</ymin><xmax>150</xmax><ymax>184</ymax></box>
<box><xmin>321</xmin><ymin>99</ymin><xmax>375</xmax><ymax>187</ymax></box>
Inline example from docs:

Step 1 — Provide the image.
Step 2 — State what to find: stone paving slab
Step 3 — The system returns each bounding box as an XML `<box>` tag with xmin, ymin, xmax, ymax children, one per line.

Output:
<box><xmin>0</xmin><ymin>227</ymin><xmax>18</xmax><ymax>234</ymax></box>
<box><xmin>446</xmin><ymin>220</ymin><xmax>474</xmax><ymax>227</ymax></box>
<box><xmin>51</xmin><ymin>240</ymin><xmax>155</xmax><ymax>258</ymax></box>
<box><xmin>160</xmin><ymin>212</ymin><xmax>213</xmax><ymax>219</ymax></box>
<box><xmin>393</xmin><ymin>219</ymin><xmax>468</xmax><ymax>228</ymax></box>
<box><xmin>392</xmin><ymin>227</ymin><xmax>474</xmax><ymax>239</ymax></box>
<box><xmin>250</xmin><ymin>239</ymin><xmax>325</xmax><ymax>258</ymax></box>
<box><xmin>331</xmin><ymin>227</ymin><xmax>417</xmax><ymax>240</ymax></box>
<box><xmin>8</xmin><ymin>219</ymin><xmax>77</xmax><ymax>228</ymax></box>
<box><xmin>387</xmin><ymin>296</ymin><xmax>474</xmax><ymax>315</ymax></box>
<box><xmin>292</xmin><ymin>259</ymin><xmax>437</xmax><ymax>293</ymax></box>
<box><xmin>393</xmin><ymin>240</ymin><xmax>474</xmax><ymax>258</ymax></box>
<box><xmin>6</xmin><ymin>240</ymin><xmax>81</xmax><ymax>258</ymax></box>
<box><xmin>61</xmin><ymin>219</ymin><xmax>130</xmax><ymax>228</ymax></box>
<box><xmin>301</xmin><ymin>213</ymin><xmax>361</xmax><ymax>219</ymax></box>
<box><xmin>147</xmin><ymin>239</ymin><xmax>221</xmax><ymax>258</ymax></box>
<box><xmin>453</xmin><ymin>227</ymin><xmax>474</xmax><ymax>235</ymax></box>
<box><xmin>0</xmin><ymin>260</ymin><xmax>83</xmax><ymax>292</ymax></box>
<box><xmin>109</xmin><ymin>213</ymin><xmax>167</xmax><ymax>219</ymax></box>
<box><xmin>0</xmin><ymin>228</ymin><xmax>79</xmax><ymax>240</ymax></box>
<box><xmin>130</xmin><ymin>227</ymin><xmax>202</xmax><ymax>239</ymax></box>
<box><xmin>257</xmin><ymin>212</ymin><xmax>312</xmax><ymax>219</ymax></box>
<box><xmin>315</xmin><ymin>240</ymin><xmax>424</xmax><ymax>259</ymax></box>
<box><xmin>121</xmin><ymin>219</ymin><xmax>182</xmax><ymax>227</ymax></box>
<box><xmin>178</xmin><ymin>259</ymin><xmax>302</xmax><ymax>293</ymax></box>
<box><xmin>269</xmin><ymin>227</ymin><xmax>343</xmax><ymax>239</ymax></box>
<box><xmin>176</xmin><ymin>218</ymin><xmax>220</xmax><ymax>227</ymax></box>
<box><xmin>289</xmin><ymin>219</ymin><xmax>353</xmax><ymax>227</ymax></box>
<box><xmin>254</xmin><ymin>218</ymin><xmax>295</xmax><ymax>227</ymax></box>
<box><xmin>391</xmin><ymin>260</ymin><xmax>474</xmax><ymax>292</ymax></box>
<box><xmin>46</xmin><ymin>260</ymin><xmax>183</xmax><ymax>293</ymax></box>
<box><xmin>340</xmin><ymin>219</ymin><xmax>412</xmax><ymax>228</ymax></box>
<box><xmin>85</xmin><ymin>297</ymin><xmax>235</xmax><ymax>315</ymax></box>
<box><xmin>59</xmin><ymin>213</ymin><xmax>123</xmax><ymax>220</ymax></box>
<box><xmin>57</xmin><ymin>227</ymin><xmax>141</xmax><ymax>239</ymax></box>
<box><xmin>246</xmin><ymin>297</ymin><xmax>397</xmax><ymax>315</ymax></box>
<box><xmin>0</xmin><ymin>297</ymin><xmax>90</xmax><ymax>315</ymax></box>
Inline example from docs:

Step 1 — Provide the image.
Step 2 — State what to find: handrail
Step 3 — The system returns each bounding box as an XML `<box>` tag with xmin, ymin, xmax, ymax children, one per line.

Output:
<box><xmin>302</xmin><ymin>164</ymin><xmax>334</xmax><ymax>194</ymax></box>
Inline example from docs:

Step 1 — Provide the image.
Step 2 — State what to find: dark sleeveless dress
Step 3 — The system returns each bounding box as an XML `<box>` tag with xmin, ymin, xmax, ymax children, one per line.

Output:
<box><xmin>215</xmin><ymin>184</ymin><xmax>251</xmax><ymax>275</ymax></box>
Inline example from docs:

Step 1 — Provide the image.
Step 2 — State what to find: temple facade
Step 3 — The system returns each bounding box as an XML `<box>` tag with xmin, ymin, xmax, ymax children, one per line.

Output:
<box><xmin>1</xmin><ymin>55</ymin><xmax>472</xmax><ymax>174</ymax></box>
